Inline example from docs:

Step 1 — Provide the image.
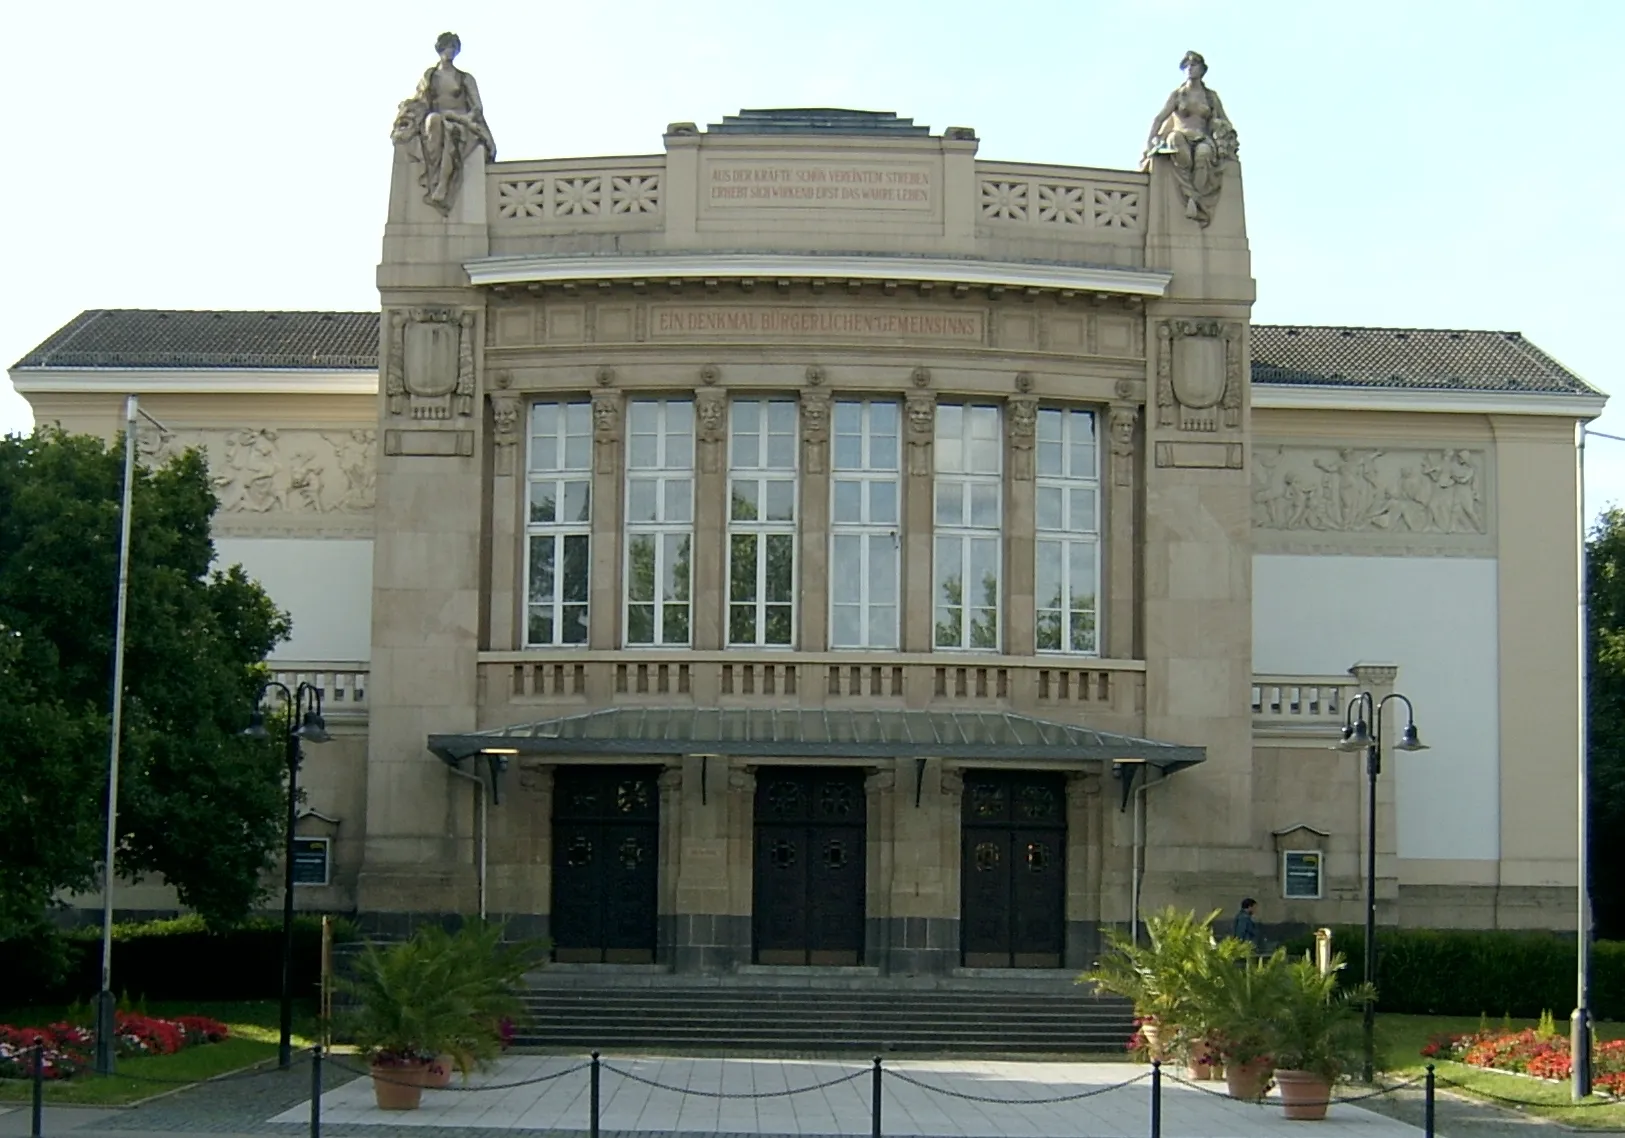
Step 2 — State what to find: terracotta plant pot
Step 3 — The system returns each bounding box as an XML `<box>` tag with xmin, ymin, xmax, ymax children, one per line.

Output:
<box><xmin>1273</xmin><ymin>1069</ymin><xmax>1332</xmax><ymax>1120</ymax></box>
<box><xmin>370</xmin><ymin>1061</ymin><xmax>428</xmax><ymax>1111</ymax></box>
<box><xmin>1186</xmin><ymin>1038</ymin><xmax>1220</xmax><ymax>1081</ymax></box>
<box><xmin>1223</xmin><ymin>1057</ymin><xmax>1272</xmax><ymax>1101</ymax></box>
<box><xmin>1140</xmin><ymin>1021</ymin><xmax>1165</xmax><ymax>1061</ymax></box>
<box><xmin>423</xmin><ymin>1054</ymin><xmax>456</xmax><ymax>1089</ymax></box>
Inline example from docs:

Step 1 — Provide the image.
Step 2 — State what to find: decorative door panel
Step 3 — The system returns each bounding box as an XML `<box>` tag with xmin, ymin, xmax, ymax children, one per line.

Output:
<box><xmin>551</xmin><ymin>766</ymin><xmax>660</xmax><ymax>963</ymax></box>
<box><xmin>960</xmin><ymin>771</ymin><xmax>1066</xmax><ymax>968</ymax></box>
<box><xmin>754</xmin><ymin>768</ymin><xmax>866</xmax><ymax>965</ymax></box>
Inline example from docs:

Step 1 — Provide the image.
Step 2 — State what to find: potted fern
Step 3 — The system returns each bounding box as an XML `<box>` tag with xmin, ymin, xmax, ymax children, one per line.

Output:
<box><xmin>1265</xmin><ymin>953</ymin><xmax>1376</xmax><ymax>1120</ymax></box>
<box><xmin>1193</xmin><ymin>947</ymin><xmax>1291</xmax><ymax>1100</ymax></box>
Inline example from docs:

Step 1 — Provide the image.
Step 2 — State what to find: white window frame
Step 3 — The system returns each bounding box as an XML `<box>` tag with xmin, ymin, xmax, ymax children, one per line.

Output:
<box><xmin>830</xmin><ymin>399</ymin><xmax>902</xmax><ymax>650</ymax></box>
<box><xmin>524</xmin><ymin>400</ymin><xmax>593</xmax><ymax>648</ymax></box>
<box><xmin>623</xmin><ymin>398</ymin><xmax>695</xmax><ymax>647</ymax></box>
<box><xmin>727</xmin><ymin>398</ymin><xmax>798</xmax><ymax>647</ymax></box>
<box><xmin>1282</xmin><ymin>850</ymin><xmax>1325</xmax><ymax>900</ymax></box>
<box><xmin>933</xmin><ymin>403</ymin><xmax>1002</xmax><ymax>652</ymax></box>
<box><xmin>1034</xmin><ymin>407</ymin><xmax>1102</xmax><ymax>656</ymax></box>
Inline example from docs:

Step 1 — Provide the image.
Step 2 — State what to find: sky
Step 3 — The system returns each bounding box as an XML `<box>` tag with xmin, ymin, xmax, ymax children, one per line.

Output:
<box><xmin>4</xmin><ymin>0</ymin><xmax>1623</xmax><ymax>514</ymax></box>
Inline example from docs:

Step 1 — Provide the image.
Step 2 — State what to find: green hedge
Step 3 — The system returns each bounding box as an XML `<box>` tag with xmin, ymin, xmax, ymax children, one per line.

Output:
<box><xmin>1279</xmin><ymin>927</ymin><xmax>1625</xmax><ymax>1021</ymax></box>
<box><xmin>0</xmin><ymin>915</ymin><xmax>358</xmax><ymax>1009</ymax></box>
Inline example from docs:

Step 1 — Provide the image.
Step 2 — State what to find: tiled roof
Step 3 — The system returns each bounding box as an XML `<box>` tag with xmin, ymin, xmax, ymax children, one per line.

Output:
<box><xmin>706</xmin><ymin>108</ymin><xmax>932</xmax><ymax>136</ymax></box>
<box><xmin>11</xmin><ymin>309</ymin><xmax>379</xmax><ymax>370</ymax></box>
<box><xmin>1250</xmin><ymin>324</ymin><xmax>1598</xmax><ymax>396</ymax></box>
<box><xmin>12</xmin><ymin>311</ymin><xmax>1598</xmax><ymax>399</ymax></box>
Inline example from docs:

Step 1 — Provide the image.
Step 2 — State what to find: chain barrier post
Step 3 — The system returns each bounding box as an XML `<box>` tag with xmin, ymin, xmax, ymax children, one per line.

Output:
<box><xmin>590</xmin><ymin>1051</ymin><xmax>601</xmax><ymax>1138</ymax></box>
<box><xmin>31</xmin><ymin>1038</ymin><xmax>45</xmax><ymax>1138</ymax></box>
<box><xmin>310</xmin><ymin>1046</ymin><xmax>322</xmax><ymax>1138</ymax></box>
<box><xmin>1424</xmin><ymin>1064</ymin><xmax>1435</xmax><ymax>1137</ymax></box>
<box><xmin>1149</xmin><ymin>1060</ymin><xmax>1161</xmax><ymax>1138</ymax></box>
<box><xmin>871</xmin><ymin>1057</ymin><xmax>882</xmax><ymax>1138</ymax></box>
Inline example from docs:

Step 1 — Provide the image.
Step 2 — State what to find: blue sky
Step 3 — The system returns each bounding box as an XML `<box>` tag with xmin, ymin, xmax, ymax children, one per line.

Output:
<box><xmin>4</xmin><ymin>0</ymin><xmax>1621</xmax><ymax>513</ymax></box>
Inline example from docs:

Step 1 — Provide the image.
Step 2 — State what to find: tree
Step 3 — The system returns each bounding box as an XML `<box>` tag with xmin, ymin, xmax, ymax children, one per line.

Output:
<box><xmin>0</xmin><ymin>429</ymin><xmax>291</xmax><ymax>938</ymax></box>
<box><xmin>1587</xmin><ymin>508</ymin><xmax>1625</xmax><ymax>939</ymax></box>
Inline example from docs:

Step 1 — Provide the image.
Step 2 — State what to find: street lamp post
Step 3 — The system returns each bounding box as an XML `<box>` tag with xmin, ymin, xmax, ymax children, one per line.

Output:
<box><xmin>1339</xmin><ymin>690</ymin><xmax>1427</xmax><ymax>1084</ymax></box>
<box><xmin>245</xmin><ymin>681</ymin><xmax>330</xmax><ymax>1069</ymax></box>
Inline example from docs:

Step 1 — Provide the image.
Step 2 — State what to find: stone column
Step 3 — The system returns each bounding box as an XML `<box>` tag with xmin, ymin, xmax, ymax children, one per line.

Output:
<box><xmin>1005</xmin><ymin>390</ymin><xmax>1039</xmax><ymax>657</ymax></box>
<box><xmin>488</xmin><ymin>761</ymin><xmax>552</xmax><ymax>942</ymax></box>
<box><xmin>487</xmin><ymin>386</ymin><xmax>523</xmax><ymax>650</ymax></box>
<box><xmin>672</xmin><ymin>754</ymin><xmax>752</xmax><ymax>972</ymax></box>
<box><xmin>901</xmin><ymin>391</ymin><xmax>936</xmax><ymax>660</ymax></box>
<box><xmin>692</xmin><ymin>387</ymin><xmax>728</xmax><ymax>651</ymax></box>
<box><xmin>799</xmin><ymin>382</ymin><xmax>832</xmax><ymax>653</ymax></box>
<box><xmin>1064</xmin><ymin>773</ymin><xmax>1103</xmax><ymax>968</ymax></box>
<box><xmin>1348</xmin><ymin>661</ymin><xmax>1401</xmax><ymax>926</ymax></box>
<box><xmin>657</xmin><ymin>766</ymin><xmax>683</xmax><ymax>965</ymax></box>
<box><xmin>1105</xmin><ymin>401</ymin><xmax>1140</xmax><ymax>659</ymax></box>
<box><xmin>864</xmin><ymin>765</ymin><xmax>897</xmax><ymax>969</ymax></box>
<box><xmin>589</xmin><ymin>389</ymin><xmax>624</xmax><ymax>652</ymax></box>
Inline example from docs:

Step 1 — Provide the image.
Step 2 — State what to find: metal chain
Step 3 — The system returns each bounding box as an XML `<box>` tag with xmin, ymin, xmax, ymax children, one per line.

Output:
<box><xmin>600</xmin><ymin>1062</ymin><xmax>866</xmax><ymax>1099</ymax></box>
<box><xmin>883</xmin><ymin>1068</ymin><xmax>1149</xmax><ymax>1104</ymax></box>
<box><xmin>325</xmin><ymin>1055</ymin><xmax>591</xmax><ymax>1091</ymax></box>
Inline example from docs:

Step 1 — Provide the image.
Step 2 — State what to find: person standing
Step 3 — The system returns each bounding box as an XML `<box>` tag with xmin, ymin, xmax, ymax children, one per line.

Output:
<box><xmin>1233</xmin><ymin>898</ymin><xmax>1263</xmax><ymax>953</ymax></box>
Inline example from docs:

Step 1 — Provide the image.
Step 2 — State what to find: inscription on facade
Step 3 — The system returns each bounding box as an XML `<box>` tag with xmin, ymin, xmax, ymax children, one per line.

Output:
<box><xmin>648</xmin><ymin>305</ymin><xmax>983</xmax><ymax>344</ymax></box>
<box><xmin>703</xmin><ymin>161</ymin><xmax>935</xmax><ymax>212</ymax></box>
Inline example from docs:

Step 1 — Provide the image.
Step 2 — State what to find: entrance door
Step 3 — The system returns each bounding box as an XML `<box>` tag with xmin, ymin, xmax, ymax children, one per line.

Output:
<box><xmin>753</xmin><ymin>768</ymin><xmax>866</xmax><ymax>965</ymax></box>
<box><xmin>960</xmin><ymin>771</ymin><xmax>1066</xmax><ymax>968</ymax></box>
<box><xmin>551</xmin><ymin>766</ymin><xmax>660</xmax><ymax>963</ymax></box>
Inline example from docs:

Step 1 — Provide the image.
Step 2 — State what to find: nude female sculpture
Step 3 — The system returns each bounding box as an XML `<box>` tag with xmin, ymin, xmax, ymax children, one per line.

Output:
<box><xmin>391</xmin><ymin>32</ymin><xmax>498</xmax><ymax>214</ymax></box>
<box><xmin>1142</xmin><ymin>51</ymin><xmax>1239</xmax><ymax>227</ymax></box>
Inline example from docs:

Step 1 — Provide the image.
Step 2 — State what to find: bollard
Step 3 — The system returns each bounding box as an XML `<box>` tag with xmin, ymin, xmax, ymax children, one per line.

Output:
<box><xmin>31</xmin><ymin>1038</ymin><xmax>44</xmax><ymax>1138</ymax></box>
<box><xmin>590</xmin><ymin>1051</ymin><xmax>601</xmax><ymax>1138</ymax></box>
<box><xmin>871</xmin><ymin>1057</ymin><xmax>883</xmax><ymax>1138</ymax></box>
<box><xmin>1424</xmin><ymin>1063</ymin><xmax>1435</xmax><ymax>1137</ymax></box>
<box><xmin>1149</xmin><ymin>1059</ymin><xmax>1161</xmax><ymax>1138</ymax></box>
<box><xmin>310</xmin><ymin>1046</ymin><xmax>323</xmax><ymax>1138</ymax></box>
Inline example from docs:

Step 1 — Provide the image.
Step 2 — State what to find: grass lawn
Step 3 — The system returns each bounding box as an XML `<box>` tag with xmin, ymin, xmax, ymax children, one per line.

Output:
<box><xmin>0</xmin><ymin>1000</ymin><xmax>323</xmax><ymax>1106</ymax></box>
<box><xmin>1376</xmin><ymin>1013</ymin><xmax>1625</xmax><ymax>1132</ymax></box>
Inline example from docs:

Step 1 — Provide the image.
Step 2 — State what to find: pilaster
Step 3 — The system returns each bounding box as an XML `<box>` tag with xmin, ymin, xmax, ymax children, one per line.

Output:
<box><xmin>1005</xmin><ymin>391</ymin><xmax>1038</xmax><ymax>655</ymax></box>
<box><xmin>693</xmin><ymin>387</ymin><xmax>728</xmax><ymax>650</ymax></box>
<box><xmin>901</xmin><ymin>391</ymin><xmax>936</xmax><ymax>657</ymax></box>
<box><xmin>799</xmin><ymin>382</ymin><xmax>832</xmax><ymax>652</ymax></box>
<box><xmin>589</xmin><ymin>388</ymin><xmax>624</xmax><ymax>650</ymax></box>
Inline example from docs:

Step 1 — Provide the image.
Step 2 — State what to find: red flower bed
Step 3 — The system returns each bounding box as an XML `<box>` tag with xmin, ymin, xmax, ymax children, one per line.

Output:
<box><xmin>1422</xmin><ymin>1028</ymin><xmax>1625</xmax><ymax>1097</ymax></box>
<box><xmin>0</xmin><ymin>1013</ymin><xmax>228</xmax><ymax>1081</ymax></box>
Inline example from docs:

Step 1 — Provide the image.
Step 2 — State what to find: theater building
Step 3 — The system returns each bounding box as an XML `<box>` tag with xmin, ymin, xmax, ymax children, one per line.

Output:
<box><xmin>10</xmin><ymin>51</ymin><xmax>1604</xmax><ymax>975</ymax></box>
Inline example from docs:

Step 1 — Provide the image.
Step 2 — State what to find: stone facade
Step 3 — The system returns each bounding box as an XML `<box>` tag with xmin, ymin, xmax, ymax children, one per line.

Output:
<box><xmin>9</xmin><ymin>75</ymin><xmax>1605</xmax><ymax>965</ymax></box>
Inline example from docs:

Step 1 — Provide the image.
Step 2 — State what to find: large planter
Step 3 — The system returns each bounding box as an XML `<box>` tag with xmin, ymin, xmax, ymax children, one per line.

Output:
<box><xmin>1223</xmin><ymin>1057</ymin><xmax>1272</xmax><ymax>1101</ymax></box>
<box><xmin>1186</xmin><ymin>1037</ymin><xmax>1220</xmax><ymax>1081</ymax></box>
<box><xmin>423</xmin><ymin>1054</ymin><xmax>456</xmax><ymax>1089</ymax></box>
<box><xmin>1140</xmin><ymin>1021</ymin><xmax>1166</xmax><ymax>1061</ymax></box>
<box><xmin>370</xmin><ymin>1061</ymin><xmax>429</xmax><ymax>1111</ymax></box>
<box><xmin>1273</xmin><ymin>1069</ymin><xmax>1332</xmax><ymax>1121</ymax></box>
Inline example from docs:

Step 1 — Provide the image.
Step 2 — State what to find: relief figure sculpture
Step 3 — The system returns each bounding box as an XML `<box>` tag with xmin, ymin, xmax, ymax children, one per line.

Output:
<box><xmin>1142</xmin><ymin>51</ymin><xmax>1239</xmax><ymax>226</ymax></box>
<box><xmin>1253</xmin><ymin>446</ymin><xmax>1487</xmax><ymax>537</ymax></box>
<box><xmin>391</xmin><ymin>32</ymin><xmax>497</xmax><ymax>214</ymax></box>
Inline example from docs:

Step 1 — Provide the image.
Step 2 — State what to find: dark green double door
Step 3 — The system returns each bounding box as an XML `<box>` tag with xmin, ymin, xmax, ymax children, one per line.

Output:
<box><xmin>753</xmin><ymin>768</ymin><xmax>867</xmax><ymax>965</ymax></box>
<box><xmin>960</xmin><ymin>771</ymin><xmax>1067</xmax><ymax>968</ymax></box>
<box><xmin>551</xmin><ymin>766</ymin><xmax>660</xmax><ymax>963</ymax></box>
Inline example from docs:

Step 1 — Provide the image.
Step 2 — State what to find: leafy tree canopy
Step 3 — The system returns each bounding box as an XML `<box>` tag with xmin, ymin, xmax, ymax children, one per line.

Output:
<box><xmin>0</xmin><ymin>429</ymin><xmax>290</xmax><ymax>938</ymax></box>
<box><xmin>1589</xmin><ymin>507</ymin><xmax>1625</xmax><ymax>938</ymax></box>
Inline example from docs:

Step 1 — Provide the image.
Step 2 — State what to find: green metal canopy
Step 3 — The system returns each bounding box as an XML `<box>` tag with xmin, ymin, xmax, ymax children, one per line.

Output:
<box><xmin>427</xmin><ymin>707</ymin><xmax>1205</xmax><ymax>768</ymax></box>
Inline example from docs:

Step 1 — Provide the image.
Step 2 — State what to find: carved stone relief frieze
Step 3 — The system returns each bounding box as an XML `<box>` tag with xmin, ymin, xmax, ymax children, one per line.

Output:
<box><xmin>905</xmin><ymin>394</ymin><xmax>935</xmax><ymax>476</ymax></box>
<box><xmin>1007</xmin><ymin>396</ymin><xmax>1038</xmax><ymax>481</ymax></box>
<box><xmin>1252</xmin><ymin>443</ymin><xmax>1495</xmax><ymax>556</ymax></box>
<box><xmin>1107</xmin><ymin>405</ymin><xmax>1138</xmax><ymax>487</ymax></box>
<box><xmin>801</xmin><ymin>389</ymin><xmax>831</xmax><ymax>475</ymax></box>
<box><xmin>385</xmin><ymin>308</ymin><xmax>478</xmax><ymax>421</ymax></box>
<box><xmin>136</xmin><ymin>425</ymin><xmax>376</xmax><ymax>536</ymax></box>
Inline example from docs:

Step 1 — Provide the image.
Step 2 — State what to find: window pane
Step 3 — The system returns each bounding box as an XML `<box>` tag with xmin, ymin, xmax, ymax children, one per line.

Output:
<box><xmin>833</xmin><ymin>479</ymin><xmax>861</xmax><ymax>523</ymax></box>
<box><xmin>1069</xmin><ymin>490</ymin><xmax>1097</xmax><ymax>533</ymax></box>
<box><xmin>665</xmin><ymin>479</ymin><xmax>693</xmax><ymax>523</ymax></box>
<box><xmin>868</xmin><ymin>538</ymin><xmax>897</xmax><ymax>603</ymax></box>
<box><xmin>627</xmin><ymin>604</ymin><xmax>654</xmax><ymax>644</ymax></box>
<box><xmin>564</xmin><ymin>402</ymin><xmax>591</xmax><ymax>438</ymax></box>
<box><xmin>764</xmin><ymin>479</ymin><xmax>795</xmax><ymax>522</ymax></box>
<box><xmin>831</xmin><ymin>603</ymin><xmax>860</xmax><ymax>647</ymax></box>
<box><xmin>935</xmin><ymin>482</ymin><xmax>961</xmax><ymax>527</ymax></box>
<box><xmin>834</xmin><ymin>401</ymin><xmax>861</xmax><ymax>435</ymax></box>
<box><xmin>529</xmin><ymin>535</ymin><xmax>556</xmax><ymax>602</ymax></box>
<box><xmin>663</xmin><ymin>534</ymin><xmax>691</xmax><ymax>601</ymax></box>
<box><xmin>833</xmin><ymin>432</ymin><xmax>862</xmax><ymax>470</ymax></box>
<box><xmin>732</xmin><ymin>480</ymin><xmax>759</xmax><ymax>521</ymax></box>
<box><xmin>563</xmin><ymin>431</ymin><xmax>590</xmax><ymax>472</ymax></box>
<box><xmin>666</xmin><ymin>402</ymin><xmax>694</xmax><ymax>465</ymax></box>
<box><xmin>1037</xmin><ymin>485</ymin><xmax>1063</xmax><ymax>531</ymax></box>
<box><xmin>626</xmin><ymin>535</ymin><xmax>656</xmax><ymax>602</ymax></box>
<box><xmin>530</xmin><ymin>482</ymin><xmax>557</xmax><ymax>524</ymax></box>
<box><xmin>563</xmin><ymin>480</ymin><xmax>590</xmax><ymax>524</ymax></box>
<box><xmin>970</xmin><ymin>482</ymin><xmax>1000</xmax><ymax>527</ymax></box>
<box><xmin>561</xmin><ymin>603</ymin><xmax>588</xmax><ymax>644</ymax></box>
<box><xmin>869</xmin><ymin>480</ymin><xmax>897</xmax><ymax>525</ymax></box>
<box><xmin>935</xmin><ymin>535</ymin><xmax>963</xmax><ymax>611</ymax></box>
<box><xmin>869</xmin><ymin>604</ymin><xmax>897</xmax><ymax>649</ymax></box>
<box><xmin>764</xmin><ymin>605</ymin><xmax>793</xmax><ymax>645</ymax></box>
<box><xmin>732</xmin><ymin>399</ymin><xmax>760</xmax><ymax>439</ymax></box>
<box><xmin>729</xmin><ymin>604</ymin><xmax>756</xmax><ymax>645</ymax></box>
<box><xmin>1038</xmin><ymin>439</ymin><xmax>1063</xmax><ymax>477</ymax></box>
<box><xmin>528</xmin><ymin>607</ymin><xmax>554</xmax><ymax>646</ymax></box>
<box><xmin>730</xmin><ymin>534</ymin><xmax>757</xmax><ymax>601</ymax></box>
<box><xmin>1071</xmin><ymin>440</ymin><xmax>1096</xmax><ymax>479</ymax></box>
<box><xmin>1037</xmin><ymin>608</ymin><xmax>1062</xmax><ymax>651</ymax></box>
<box><xmin>1036</xmin><ymin>540</ymin><xmax>1062</xmax><ymax>613</ymax></box>
<box><xmin>662</xmin><ymin>603</ymin><xmax>690</xmax><ymax>645</ymax></box>
<box><xmin>767</xmin><ymin>400</ymin><xmax>797</xmax><ymax>436</ymax></box>
<box><xmin>627</xmin><ymin>480</ymin><xmax>658</xmax><ymax>523</ymax></box>
<box><xmin>628</xmin><ymin>400</ymin><xmax>658</xmax><ymax>436</ymax></box>
<box><xmin>765</xmin><ymin>534</ymin><xmax>794</xmax><ymax>601</ymax></box>
<box><xmin>1068</xmin><ymin>545</ymin><xmax>1097</xmax><ymax>605</ymax></box>
<box><xmin>628</xmin><ymin>432</ymin><xmax>659</xmax><ymax>468</ymax></box>
<box><xmin>833</xmin><ymin>533</ymin><xmax>860</xmax><ymax>569</ymax></box>
<box><xmin>766</xmin><ymin>430</ymin><xmax>795</xmax><ymax>470</ymax></box>
<box><xmin>561</xmin><ymin>535</ymin><xmax>590</xmax><ymax>602</ymax></box>
<box><xmin>935</xmin><ymin>403</ymin><xmax>962</xmax><ymax>444</ymax></box>
<box><xmin>936</xmin><ymin>429</ymin><xmax>963</xmax><ymax>474</ymax></box>
<box><xmin>969</xmin><ymin>538</ymin><xmax>1000</xmax><ymax>611</ymax></box>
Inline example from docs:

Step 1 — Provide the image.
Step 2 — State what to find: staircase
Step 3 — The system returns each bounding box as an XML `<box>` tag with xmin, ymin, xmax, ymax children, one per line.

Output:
<box><xmin>517</xmin><ymin>972</ymin><xmax>1134</xmax><ymax>1055</ymax></box>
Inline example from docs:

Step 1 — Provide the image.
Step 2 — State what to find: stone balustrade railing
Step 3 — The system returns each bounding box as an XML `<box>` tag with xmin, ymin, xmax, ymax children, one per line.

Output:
<box><xmin>1251</xmin><ymin>675</ymin><xmax>1353</xmax><ymax>741</ymax></box>
<box><xmin>264</xmin><ymin>662</ymin><xmax>369</xmax><ymax>719</ymax></box>
<box><xmin>478</xmin><ymin>651</ymin><xmax>1145</xmax><ymax>720</ymax></box>
<box><xmin>973</xmin><ymin>162</ymin><xmax>1148</xmax><ymax>235</ymax></box>
<box><xmin>489</xmin><ymin>156</ymin><xmax>666</xmax><ymax>230</ymax></box>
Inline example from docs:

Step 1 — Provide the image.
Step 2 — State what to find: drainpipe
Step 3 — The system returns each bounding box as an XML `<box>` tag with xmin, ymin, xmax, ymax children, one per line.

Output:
<box><xmin>1130</xmin><ymin>771</ymin><xmax>1169</xmax><ymax>946</ymax></box>
<box><xmin>447</xmin><ymin>764</ymin><xmax>488</xmax><ymax>920</ymax></box>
